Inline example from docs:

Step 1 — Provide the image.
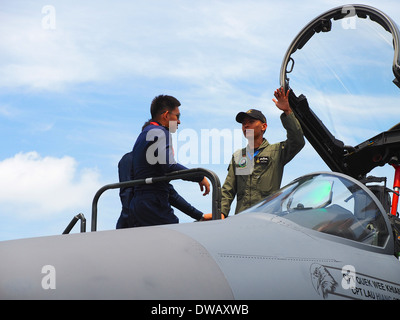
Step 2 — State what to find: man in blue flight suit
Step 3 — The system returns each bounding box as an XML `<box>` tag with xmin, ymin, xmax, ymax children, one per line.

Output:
<box><xmin>116</xmin><ymin>151</ymin><xmax>134</xmax><ymax>229</ymax></box>
<box><xmin>126</xmin><ymin>95</ymin><xmax>210</xmax><ymax>227</ymax></box>
<box><xmin>116</xmin><ymin>149</ymin><xmax>209</xmax><ymax>229</ymax></box>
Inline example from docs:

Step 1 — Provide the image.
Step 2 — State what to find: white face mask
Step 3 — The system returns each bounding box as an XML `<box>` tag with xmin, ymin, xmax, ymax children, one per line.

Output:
<box><xmin>169</xmin><ymin>120</ymin><xmax>178</xmax><ymax>133</ymax></box>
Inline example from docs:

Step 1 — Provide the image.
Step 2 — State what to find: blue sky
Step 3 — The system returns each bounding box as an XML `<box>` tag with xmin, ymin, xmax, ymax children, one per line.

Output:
<box><xmin>1</xmin><ymin>0</ymin><xmax>400</xmax><ymax>241</ymax></box>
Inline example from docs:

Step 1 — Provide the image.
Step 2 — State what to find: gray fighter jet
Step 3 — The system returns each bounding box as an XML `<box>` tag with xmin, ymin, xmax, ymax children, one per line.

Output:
<box><xmin>1</xmin><ymin>4</ymin><xmax>400</xmax><ymax>300</ymax></box>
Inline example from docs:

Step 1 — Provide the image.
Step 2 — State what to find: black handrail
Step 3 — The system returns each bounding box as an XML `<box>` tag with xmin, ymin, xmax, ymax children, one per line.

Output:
<box><xmin>62</xmin><ymin>213</ymin><xmax>86</xmax><ymax>234</ymax></box>
<box><xmin>91</xmin><ymin>168</ymin><xmax>222</xmax><ymax>231</ymax></box>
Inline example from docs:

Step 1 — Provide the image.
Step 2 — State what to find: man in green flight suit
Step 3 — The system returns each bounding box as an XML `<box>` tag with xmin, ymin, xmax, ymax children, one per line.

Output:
<box><xmin>221</xmin><ymin>87</ymin><xmax>305</xmax><ymax>217</ymax></box>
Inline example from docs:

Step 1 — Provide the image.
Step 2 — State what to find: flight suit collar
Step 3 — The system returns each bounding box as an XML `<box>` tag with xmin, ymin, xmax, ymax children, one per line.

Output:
<box><xmin>150</xmin><ymin>120</ymin><xmax>169</xmax><ymax>131</ymax></box>
<box><xmin>245</xmin><ymin>138</ymin><xmax>269</xmax><ymax>153</ymax></box>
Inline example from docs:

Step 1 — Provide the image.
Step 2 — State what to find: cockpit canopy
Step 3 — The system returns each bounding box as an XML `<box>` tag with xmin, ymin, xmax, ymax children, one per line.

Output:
<box><xmin>245</xmin><ymin>172</ymin><xmax>390</xmax><ymax>248</ymax></box>
<box><xmin>279</xmin><ymin>5</ymin><xmax>400</xmax><ymax>181</ymax></box>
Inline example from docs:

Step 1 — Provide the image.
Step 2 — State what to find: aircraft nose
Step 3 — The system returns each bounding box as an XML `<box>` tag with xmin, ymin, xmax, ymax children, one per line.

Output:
<box><xmin>0</xmin><ymin>226</ymin><xmax>234</xmax><ymax>299</ymax></box>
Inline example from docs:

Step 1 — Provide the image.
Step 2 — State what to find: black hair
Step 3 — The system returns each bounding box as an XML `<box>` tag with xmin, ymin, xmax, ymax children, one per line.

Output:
<box><xmin>150</xmin><ymin>95</ymin><xmax>181</xmax><ymax>119</ymax></box>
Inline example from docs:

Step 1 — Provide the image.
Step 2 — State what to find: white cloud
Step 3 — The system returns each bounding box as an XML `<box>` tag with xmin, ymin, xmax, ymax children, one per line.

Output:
<box><xmin>1</xmin><ymin>0</ymin><xmax>398</xmax><ymax>98</ymax></box>
<box><xmin>0</xmin><ymin>0</ymin><xmax>321</xmax><ymax>91</ymax></box>
<box><xmin>0</xmin><ymin>104</ymin><xmax>19</xmax><ymax>118</ymax></box>
<box><xmin>0</xmin><ymin>152</ymin><xmax>102</xmax><ymax>219</ymax></box>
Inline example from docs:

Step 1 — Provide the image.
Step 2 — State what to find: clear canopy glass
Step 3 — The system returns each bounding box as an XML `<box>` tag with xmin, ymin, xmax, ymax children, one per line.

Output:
<box><xmin>245</xmin><ymin>173</ymin><xmax>390</xmax><ymax>247</ymax></box>
<box><xmin>287</xmin><ymin>16</ymin><xmax>400</xmax><ymax>145</ymax></box>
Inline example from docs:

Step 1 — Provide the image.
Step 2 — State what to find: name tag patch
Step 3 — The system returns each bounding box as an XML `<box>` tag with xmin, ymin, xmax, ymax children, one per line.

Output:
<box><xmin>256</xmin><ymin>156</ymin><xmax>270</xmax><ymax>165</ymax></box>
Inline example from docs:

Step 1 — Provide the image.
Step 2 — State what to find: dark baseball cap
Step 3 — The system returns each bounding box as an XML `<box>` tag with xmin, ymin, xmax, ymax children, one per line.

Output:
<box><xmin>236</xmin><ymin>109</ymin><xmax>267</xmax><ymax>124</ymax></box>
